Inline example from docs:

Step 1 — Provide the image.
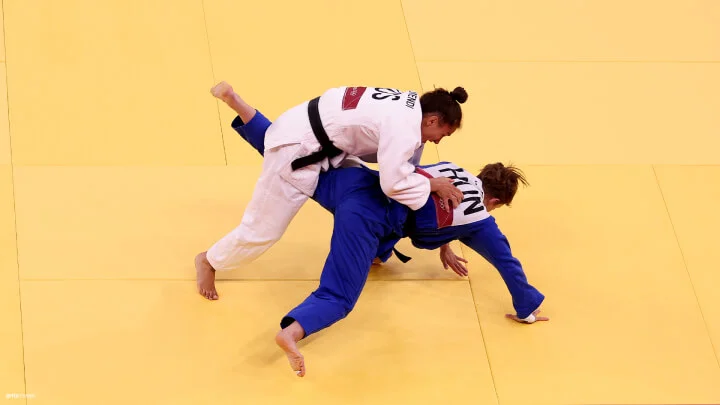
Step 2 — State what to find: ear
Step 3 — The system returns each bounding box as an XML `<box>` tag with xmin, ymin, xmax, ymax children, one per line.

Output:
<box><xmin>487</xmin><ymin>198</ymin><xmax>502</xmax><ymax>211</ymax></box>
<box><xmin>424</xmin><ymin>114</ymin><xmax>438</xmax><ymax>126</ymax></box>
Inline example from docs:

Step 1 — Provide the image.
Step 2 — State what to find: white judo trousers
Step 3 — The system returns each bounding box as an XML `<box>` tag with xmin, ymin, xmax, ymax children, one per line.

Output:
<box><xmin>206</xmin><ymin>86</ymin><xmax>431</xmax><ymax>272</ymax></box>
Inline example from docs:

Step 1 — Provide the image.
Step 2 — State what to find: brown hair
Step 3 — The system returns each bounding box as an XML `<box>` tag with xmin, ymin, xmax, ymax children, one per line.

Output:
<box><xmin>420</xmin><ymin>87</ymin><xmax>468</xmax><ymax>128</ymax></box>
<box><xmin>478</xmin><ymin>163</ymin><xmax>529</xmax><ymax>205</ymax></box>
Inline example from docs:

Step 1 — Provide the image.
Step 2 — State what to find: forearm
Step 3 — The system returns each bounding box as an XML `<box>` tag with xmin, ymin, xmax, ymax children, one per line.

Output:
<box><xmin>380</xmin><ymin>172</ymin><xmax>431</xmax><ymax>210</ymax></box>
<box><xmin>461</xmin><ymin>224</ymin><xmax>545</xmax><ymax>319</ymax></box>
<box><xmin>226</xmin><ymin>94</ymin><xmax>256</xmax><ymax>123</ymax></box>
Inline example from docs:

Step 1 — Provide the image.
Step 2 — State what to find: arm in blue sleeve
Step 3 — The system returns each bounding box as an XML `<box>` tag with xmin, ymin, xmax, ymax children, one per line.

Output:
<box><xmin>459</xmin><ymin>219</ymin><xmax>545</xmax><ymax>319</ymax></box>
<box><xmin>230</xmin><ymin>110</ymin><xmax>272</xmax><ymax>156</ymax></box>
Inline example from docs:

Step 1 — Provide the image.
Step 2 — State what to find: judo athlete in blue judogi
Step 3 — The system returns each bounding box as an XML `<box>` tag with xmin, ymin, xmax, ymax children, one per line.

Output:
<box><xmin>203</xmin><ymin>94</ymin><xmax>547</xmax><ymax>377</ymax></box>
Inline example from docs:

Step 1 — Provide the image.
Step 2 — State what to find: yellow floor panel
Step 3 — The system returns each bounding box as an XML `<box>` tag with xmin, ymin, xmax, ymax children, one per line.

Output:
<box><xmin>368</xmin><ymin>239</ymin><xmax>466</xmax><ymax>281</ymax></box>
<box><xmin>462</xmin><ymin>165</ymin><xmax>720</xmax><ymax>404</ymax></box>
<box><xmin>13</xmin><ymin>166</ymin><xmax>459</xmax><ymax>281</ymax></box>
<box><xmin>20</xmin><ymin>280</ymin><xmax>495</xmax><ymax>405</ymax></box>
<box><xmin>0</xmin><ymin>279</ymin><xmax>25</xmax><ymax>400</ymax></box>
<box><xmin>402</xmin><ymin>0</ymin><xmax>720</xmax><ymax>61</ymax></box>
<box><xmin>0</xmin><ymin>165</ymin><xmax>24</xmax><ymax>398</ymax></box>
<box><xmin>419</xmin><ymin>61</ymin><xmax>720</xmax><ymax>165</ymax></box>
<box><xmin>202</xmin><ymin>0</ymin><xmax>423</xmax><ymax>165</ymax></box>
<box><xmin>3</xmin><ymin>0</ymin><xmax>224</xmax><ymax>165</ymax></box>
<box><xmin>655</xmin><ymin>166</ymin><xmax>720</xmax><ymax>362</ymax></box>
<box><xmin>0</xmin><ymin>1</ymin><xmax>5</xmax><ymax>62</ymax></box>
<box><xmin>0</xmin><ymin>65</ymin><xmax>9</xmax><ymax>165</ymax></box>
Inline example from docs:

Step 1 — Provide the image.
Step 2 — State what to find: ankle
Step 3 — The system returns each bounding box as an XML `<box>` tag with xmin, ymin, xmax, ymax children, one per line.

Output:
<box><xmin>283</xmin><ymin>321</ymin><xmax>306</xmax><ymax>342</ymax></box>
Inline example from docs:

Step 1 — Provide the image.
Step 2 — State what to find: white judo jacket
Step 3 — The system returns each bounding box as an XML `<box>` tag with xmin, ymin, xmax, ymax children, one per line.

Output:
<box><xmin>264</xmin><ymin>86</ymin><xmax>431</xmax><ymax>211</ymax></box>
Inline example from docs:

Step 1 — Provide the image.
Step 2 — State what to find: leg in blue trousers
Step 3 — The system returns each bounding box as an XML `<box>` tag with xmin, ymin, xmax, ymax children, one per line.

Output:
<box><xmin>275</xmin><ymin>191</ymin><xmax>391</xmax><ymax>377</ymax></box>
<box><xmin>208</xmin><ymin>97</ymin><xmax>397</xmax><ymax>377</ymax></box>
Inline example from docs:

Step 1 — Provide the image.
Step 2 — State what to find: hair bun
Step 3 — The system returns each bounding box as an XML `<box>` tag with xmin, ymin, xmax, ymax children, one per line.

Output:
<box><xmin>450</xmin><ymin>87</ymin><xmax>468</xmax><ymax>104</ymax></box>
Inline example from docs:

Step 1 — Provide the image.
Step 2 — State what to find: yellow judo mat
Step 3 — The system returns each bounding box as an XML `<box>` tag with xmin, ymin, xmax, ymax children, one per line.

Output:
<box><xmin>2</xmin><ymin>0</ymin><xmax>720</xmax><ymax>404</ymax></box>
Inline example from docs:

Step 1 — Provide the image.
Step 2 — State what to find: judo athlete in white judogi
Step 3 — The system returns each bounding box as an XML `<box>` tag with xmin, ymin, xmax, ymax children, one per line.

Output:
<box><xmin>196</xmin><ymin>82</ymin><xmax>468</xmax><ymax>299</ymax></box>
<box><xmin>218</xmin><ymin>105</ymin><xmax>548</xmax><ymax>377</ymax></box>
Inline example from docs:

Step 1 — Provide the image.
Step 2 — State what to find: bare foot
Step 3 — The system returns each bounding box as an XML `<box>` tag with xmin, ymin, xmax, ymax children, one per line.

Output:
<box><xmin>195</xmin><ymin>252</ymin><xmax>218</xmax><ymax>300</ymax></box>
<box><xmin>210</xmin><ymin>81</ymin><xmax>237</xmax><ymax>104</ymax></box>
<box><xmin>275</xmin><ymin>324</ymin><xmax>306</xmax><ymax>377</ymax></box>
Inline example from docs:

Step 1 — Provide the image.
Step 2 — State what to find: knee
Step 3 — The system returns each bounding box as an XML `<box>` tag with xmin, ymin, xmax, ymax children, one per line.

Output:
<box><xmin>334</xmin><ymin>208</ymin><xmax>377</xmax><ymax>234</ymax></box>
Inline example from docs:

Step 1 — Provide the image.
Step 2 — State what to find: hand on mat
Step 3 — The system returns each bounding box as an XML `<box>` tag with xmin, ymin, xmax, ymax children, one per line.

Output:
<box><xmin>429</xmin><ymin>177</ymin><xmax>463</xmax><ymax>212</ymax></box>
<box><xmin>440</xmin><ymin>244</ymin><xmax>468</xmax><ymax>277</ymax></box>
<box><xmin>506</xmin><ymin>309</ymin><xmax>550</xmax><ymax>324</ymax></box>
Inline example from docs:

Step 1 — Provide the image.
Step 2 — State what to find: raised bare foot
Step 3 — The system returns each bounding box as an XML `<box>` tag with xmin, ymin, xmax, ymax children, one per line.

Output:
<box><xmin>195</xmin><ymin>251</ymin><xmax>218</xmax><ymax>300</ymax></box>
<box><xmin>210</xmin><ymin>81</ymin><xmax>236</xmax><ymax>104</ymax></box>
<box><xmin>275</xmin><ymin>326</ymin><xmax>306</xmax><ymax>377</ymax></box>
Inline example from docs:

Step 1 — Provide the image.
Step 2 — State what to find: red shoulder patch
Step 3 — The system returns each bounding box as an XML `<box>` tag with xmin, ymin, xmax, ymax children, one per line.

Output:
<box><xmin>415</xmin><ymin>167</ymin><xmax>453</xmax><ymax>228</ymax></box>
<box><xmin>341</xmin><ymin>87</ymin><xmax>366</xmax><ymax>110</ymax></box>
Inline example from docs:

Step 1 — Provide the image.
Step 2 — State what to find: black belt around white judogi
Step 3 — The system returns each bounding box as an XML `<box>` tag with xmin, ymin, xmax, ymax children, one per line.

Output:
<box><xmin>292</xmin><ymin>96</ymin><xmax>413</xmax><ymax>264</ymax></box>
<box><xmin>291</xmin><ymin>97</ymin><xmax>343</xmax><ymax>171</ymax></box>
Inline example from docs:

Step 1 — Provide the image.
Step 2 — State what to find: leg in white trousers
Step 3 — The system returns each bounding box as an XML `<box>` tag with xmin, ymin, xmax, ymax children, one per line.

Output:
<box><xmin>206</xmin><ymin>144</ymin><xmax>319</xmax><ymax>271</ymax></box>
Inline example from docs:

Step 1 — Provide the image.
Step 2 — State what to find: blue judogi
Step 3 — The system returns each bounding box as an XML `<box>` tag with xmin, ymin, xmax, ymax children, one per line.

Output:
<box><xmin>231</xmin><ymin>111</ymin><xmax>544</xmax><ymax>336</ymax></box>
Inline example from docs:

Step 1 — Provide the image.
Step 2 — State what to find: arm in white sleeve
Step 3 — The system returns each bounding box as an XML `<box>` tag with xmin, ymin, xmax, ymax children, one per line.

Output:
<box><xmin>375</xmin><ymin>114</ymin><xmax>431</xmax><ymax>211</ymax></box>
<box><xmin>360</xmin><ymin>145</ymin><xmax>423</xmax><ymax>166</ymax></box>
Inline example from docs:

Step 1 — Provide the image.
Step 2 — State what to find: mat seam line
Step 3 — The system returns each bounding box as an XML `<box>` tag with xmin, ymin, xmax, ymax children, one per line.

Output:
<box><xmin>652</xmin><ymin>165</ymin><xmax>720</xmax><ymax>371</ymax></box>
<box><xmin>399</xmin><ymin>0</ymin><xmax>440</xmax><ymax>164</ymax></box>
<box><xmin>200</xmin><ymin>0</ymin><xmax>227</xmax><ymax>166</ymax></box>
<box><xmin>2</xmin><ymin>0</ymin><xmax>28</xmax><ymax>401</ymax></box>
<box><xmin>458</xmin><ymin>242</ymin><xmax>501</xmax><ymax>405</ymax></box>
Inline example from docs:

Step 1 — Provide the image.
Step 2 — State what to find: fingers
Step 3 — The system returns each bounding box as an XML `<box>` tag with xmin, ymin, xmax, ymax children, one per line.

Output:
<box><xmin>447</xmin><ymin>258</ymin><xmax>468</xmax><ymax>276</ymax></box>
<box><xmin>442</xmin><ymin>197</ymin><xmax>452</xmax><ymax>212</ymax></box>
<box><xmin>533</xmin><ymin>310</ymin><xmax>549</xmax><ymax>321</ymax></box>
<box><xmin>451</xmin><ymin>264</ymin><xmax>468</xmax><ymax>277</ymax></box>
<box><xmin>441</xmin><ymin>249</ymin><xmax>465</xmax><ymax>275</ymax></box>
<box><xmin>505</xmin><ymin>311</ymin><xmax>550</xmax><ymax>323</ymax></box>
<box><xmin>505</xmin><ymin>314</ymin><xmax>521</xmax><ymax>323</ymax></box>
<box><xmin>450</xmin><ymin>259</ymin><xmax>468</xmax><ymax>276</ymax></box>
<box><xmin>296</xmin><ymin>363</ymin><xmax>306</xmax><ymax>377</ymax></box>
<box><xmin>433</xmin><ymin>178</ymin><xmax>464</xmax><ymax>209</ymax></box>
<box><xmin>446</xmin><ymin>180</ymin><xmax>463</xmax><ymax>207</ymax></box>
<box><xmin>452</xmin><ymin>188</ymin><xmax>464</xmax><ymax>207</ymax></box>
<box><xmin>445</xmin><ymin>188</ymin><xmax>463</xmax><ymax>208</ymax></box>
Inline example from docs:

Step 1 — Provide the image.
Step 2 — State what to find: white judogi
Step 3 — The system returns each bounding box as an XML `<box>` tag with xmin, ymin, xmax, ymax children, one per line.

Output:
<box><xmin>415</xmin><ymin>162</ymin><xmax>490</xmax><ymax>227</ymax></box>
<box><xmin>207</xmin><ymin>86</ymin><xmax>430</xmax><ymax>272</ymax></box>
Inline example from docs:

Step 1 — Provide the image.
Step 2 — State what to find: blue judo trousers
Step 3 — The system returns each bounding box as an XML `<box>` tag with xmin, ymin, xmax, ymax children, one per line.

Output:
<box><xmin>231</xmin><ymin>111</ymin><xmax>544</xmax><ymax>337</ymax></box>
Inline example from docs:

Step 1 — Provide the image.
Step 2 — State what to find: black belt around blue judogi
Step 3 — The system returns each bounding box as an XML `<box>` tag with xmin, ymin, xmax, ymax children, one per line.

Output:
<box><xmin>392</xmin><ymin>248</ymin><xmax>412</xmax><ymax>263</ymax></box>
<box><xmin>291</xmin><ymin>97</ymin><xmax>343</xmax><ymax>171</ymax></box>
